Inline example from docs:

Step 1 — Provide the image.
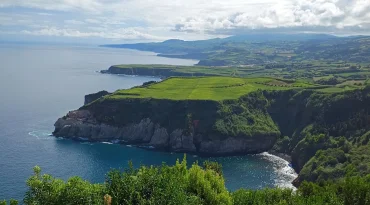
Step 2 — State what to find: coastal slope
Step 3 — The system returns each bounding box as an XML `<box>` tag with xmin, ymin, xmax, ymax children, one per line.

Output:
<box><xmin>53</xmin><ymin>77</ymin><xmax>370</xmax><ymax>185</ymax></box>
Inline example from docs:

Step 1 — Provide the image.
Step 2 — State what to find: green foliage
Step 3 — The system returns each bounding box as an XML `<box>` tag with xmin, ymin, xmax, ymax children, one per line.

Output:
<box><xmin>24</xmin><ymin>166</ymin><xmax>104</xmax><ymax>205</ymax></box>
<box><xmin>295</xmin><ymin>130</ymin><xmax>370</xmax><ymax>185</ymax></box>
<box><xmin>213</xmin><ymin>92</ymin><xmax>280</xmax><ymax>138</ymax></box>
<box><xmin>316</xmin><ymin>76</ymin><xmax>343</xmax><ymax>85</ymax></box>
<box><xmin>9</xmin><ymin>200</ymin><xmax>18</xmax><ymax>205</ymax></box>
<box><xmin>105</xmin><ymin>77</ymin><xmax>309</xmax><ymax>101</ymax></box>
<box><xmin>272</xmin><ymin>136</ymin><xmax>291</xmax><ymax>154</ymax></box>
<box><xmin>105</xmin><ymin>157</ymin><xmax>232</xmax><ymax>205</ymax></box>
<box><xmin>203</xmin><ymin>160</ymin><xmax>223</xmax><ymax>176</ymax></box>
<box><xmin>81</xmin><ymin>79</ymin><xmax>370</xmax><ymax>189</ymax></box>
<box><xmin>291</xmin><ymin>134</ymin><xmax>343</xmax><ymax>172</ymax></box>
<box><xmin>103</xmin><ymin>35</ymin><xmax>370</xmax><ymax>85</ymax></box>
<box><xmin>0</xmin><ymin>199</ymin><xmax>19</xmax><ymax>205</ymax></box>
<box><xmin>2</xmin><ymin>158</ymin><xmax>370</xmax><ymax>205</ymax></box>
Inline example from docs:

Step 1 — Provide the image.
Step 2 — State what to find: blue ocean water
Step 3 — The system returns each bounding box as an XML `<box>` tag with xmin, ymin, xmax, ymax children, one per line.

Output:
<box><xmin>0</xmin><ymin>44</ymin><xmax>296</xmax><ymax>201</ymax></box>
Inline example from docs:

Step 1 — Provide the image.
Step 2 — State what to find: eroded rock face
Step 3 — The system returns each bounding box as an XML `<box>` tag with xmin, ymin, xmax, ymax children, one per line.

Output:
<box><xmin>169</xmin><ymin>129</ymin><xmax>197</xmax><ymax>152</ymax></box>
<box><xmin>53</xmin><ymin>110</ymin><xmax>276</xmax><ymax>155</ymax></box>
<box><xmin>149</xmin><ymin>125</ymin><xmax>169</xmax><ymax>148</ymax></box>
<box><xmin>198</xmin><ymin>135</ymin><xmax>276</xmax><ymax>155</ymax></box>
<box><xmin>54</xmin><ymin>110</ymin><xmax>154</xmax><ymax>142</ymax></box>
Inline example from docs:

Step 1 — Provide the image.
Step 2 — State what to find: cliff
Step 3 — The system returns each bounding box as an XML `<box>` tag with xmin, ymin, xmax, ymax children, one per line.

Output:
<box><xmin>53</xmin><ymin>94</ymin><xmax>279</xmax><ymax>155</ymax></box>
<box><xmin>101</xmin><ymin>65</ymin><xmax>215</xmax><ymax>78</ymax></box>
<box><xmin>52</xmin><ymin>77</ymin><xmax>370</xmax><ymax>185</ymax></box>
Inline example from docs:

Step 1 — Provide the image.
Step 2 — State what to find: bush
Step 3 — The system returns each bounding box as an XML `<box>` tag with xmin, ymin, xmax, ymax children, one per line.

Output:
<box><xmin>7</xmin><ymin>158</ymin><xmax>370</xmax><ymax>205</ymax></box>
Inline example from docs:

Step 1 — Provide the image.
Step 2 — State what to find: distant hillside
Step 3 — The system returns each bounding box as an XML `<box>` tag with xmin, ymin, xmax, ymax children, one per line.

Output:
<box><xmin>102</xmin><ymin>33</ymin><xmax>336</xmax><ymax>55</ymax></box>
<box><xmin>101</xmin><ymin>34</ymin><xmax>370</xmax><ymax>66</ymax></box>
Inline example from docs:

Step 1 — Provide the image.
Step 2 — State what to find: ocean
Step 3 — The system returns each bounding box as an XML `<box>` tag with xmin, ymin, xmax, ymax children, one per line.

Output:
<box><xmin>0</xmin><ymin>43</ymin><xmax>296</xmax><ymax>201</ymax></box>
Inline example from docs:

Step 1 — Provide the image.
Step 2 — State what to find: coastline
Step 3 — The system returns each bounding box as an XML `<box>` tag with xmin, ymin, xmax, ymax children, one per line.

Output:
<box><xmin>52</xmin><ymin>133</ymin><xmax>297</xmax><ymax>189</ymax></box>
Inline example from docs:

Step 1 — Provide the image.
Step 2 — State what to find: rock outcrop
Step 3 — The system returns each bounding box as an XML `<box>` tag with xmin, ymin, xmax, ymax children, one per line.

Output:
<box><xmin>53</xmin><ymin>109</ymin><xmax>276</xmax><ymax>155</ymax></box>
<box><xmin>84</xmin><ymin>90</ymin><xmax>110</xmax><ymax>105</ymax></box>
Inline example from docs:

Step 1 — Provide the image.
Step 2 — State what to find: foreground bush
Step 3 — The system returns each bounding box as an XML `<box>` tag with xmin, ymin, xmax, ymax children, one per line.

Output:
<box><xmin>3</xmin><ymin>158</ymin><xmax>370</xmax><ymax>205</ymax></box>
<box><xmin>23</xmin><ymin>157</ymin><xmax>231</xmax><ymax>205</ymax></box>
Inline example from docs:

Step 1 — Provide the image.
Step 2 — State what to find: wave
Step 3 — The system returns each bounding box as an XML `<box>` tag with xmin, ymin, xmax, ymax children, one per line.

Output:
<box><xmin>258</xmin><ymin>152</ymin><xmax>298</xmax><ymax>190</ymax></box>
<box><xmin>80</xmin><ymin>142</ymin><xmax>93</xmax><ymax>145</ymax></box>
<box><xmin>28</xmin><ymin>130</ymin><xmax>53</xmax><ymax>140</ymax></box>
<box><xmin>111</xmin><ymin>139</ymin><xmax>121</xmax><ymax>144</ymax></box>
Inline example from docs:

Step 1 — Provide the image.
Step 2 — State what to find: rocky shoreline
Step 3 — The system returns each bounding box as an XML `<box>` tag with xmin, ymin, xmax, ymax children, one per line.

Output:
<box><xmin>53</xmin><ymin>109</ymin><xmax>277</xmax><ymax>156</ymax></box>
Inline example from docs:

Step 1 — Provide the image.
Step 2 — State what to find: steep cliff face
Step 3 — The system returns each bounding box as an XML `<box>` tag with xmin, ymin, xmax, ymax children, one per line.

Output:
<box><xmin>53</xmin><ymin>109</ymin><xmax>277</xmax><ymax>155</ymax></box>
<box><xmin>53</xmin><ymin>110</ymin><xmax>195</xmax><ymax>152</ymax></box>
<box><xmin>53</xmin><ymin>92</ymin><xmax>280</xmax><ymax>155</ymax></box>
<box><xmin>265</xmin><ymin>88</ymin><xmax>370</xmax><ymax>182</ymax></box>
<box><xmin>53</xmin><ymin>87</ymin><xmax>370</xmax><ymax>185</ymax></box>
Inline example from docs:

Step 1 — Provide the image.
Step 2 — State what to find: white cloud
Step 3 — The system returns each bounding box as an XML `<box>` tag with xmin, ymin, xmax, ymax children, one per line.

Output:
<box><xmin>64</xmin><ymin>19</ymin><xmax>85</xmax><ymax>25</ymax></box>
<box><xmin>21</xmin><ymin>26</ymin><xmax>165</xmax><ymax>40</ymax></box>
<box><xmin>1</xmin><ymin>0</ymin><xmax>370</xmax><ymax>40</ymax></box>
<box><xmin>37</xmin><ymin>12</ymin><xmax>53</xmax><ymax>16</ymax></box>
<box><xmin>173</xmin><ymin>0</ymin><xmax>370</xmax><ymax>33</ymax></box>
<box><xmin>0</xmin><ymin>0</ymin><xmax>103</xmax><ymax>13</ymax></box>
<box><xmin>85</xmin><ymin>18</ymin><xmax>101</xmax><ymax>24</ymax></box>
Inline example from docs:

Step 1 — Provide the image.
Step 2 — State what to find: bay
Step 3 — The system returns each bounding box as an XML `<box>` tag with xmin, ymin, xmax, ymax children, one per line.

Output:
<box><xmin>0</xmin><ymin>44</ymin><xmax>296</xmax><ymax>201</ymax></box>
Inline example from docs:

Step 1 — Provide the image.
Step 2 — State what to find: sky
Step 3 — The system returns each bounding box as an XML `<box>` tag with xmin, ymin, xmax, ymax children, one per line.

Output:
<box><xmin>0</xmin><ymin>0</ymin><xmax>370</xmax><ymax>44</ymax></box>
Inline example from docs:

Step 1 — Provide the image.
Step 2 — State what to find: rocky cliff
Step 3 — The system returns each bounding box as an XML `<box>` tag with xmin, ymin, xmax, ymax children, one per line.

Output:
<box><xmin>53</xmin><ymin>109</ymin><xmax>276</xmax><ymax>155</ymax></box>
<box><xmin>53</xmin><ymin>92</ymin><xmax>279</xmax><ymax>155</ymax></box>
<box><xmin>53</xmin><ymin>86</ymin><xmax>370</xmax><ymax>186</ymax></box>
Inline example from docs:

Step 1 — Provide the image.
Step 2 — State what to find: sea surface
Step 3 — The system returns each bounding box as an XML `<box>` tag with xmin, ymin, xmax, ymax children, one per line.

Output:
<box><xmin>0</xmin><ymin>43</ymin><xmax>296</xmax><ymax>201</ymax></box>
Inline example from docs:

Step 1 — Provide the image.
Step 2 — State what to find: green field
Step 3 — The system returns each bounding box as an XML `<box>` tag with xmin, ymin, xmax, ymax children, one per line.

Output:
<box><xmin>110</xmin><ymin>64</ymin><xmax>263</xmax><ymax>76</ymax></box>
<box><xmin>105</xmin><ymin>77</ymin><xmax>316</xmax><ymax>101</ymax></box>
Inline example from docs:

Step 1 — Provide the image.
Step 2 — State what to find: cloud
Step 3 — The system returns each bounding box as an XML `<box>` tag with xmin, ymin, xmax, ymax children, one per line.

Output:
<box><xmin>1</xmin><ymin>0</ymin><xmax>370</xmax><ymax>41</ymax></box>
<box><xmin>37</xmin><ymin>12</ymin><xmax>53</xmax><ymax>16</ymax></box>
<box><xmin>172</xmin><ymin>0</ymin><xmax>370</xmax><ymax>34</ymax></box>
<box><xmin>0</xmin><ymin>0</ymin><xmax>103</xmax><ymax>13</ymax></box>
<box><xmin>21</xmin><ymin>26</ymin><xmax>165</xmax><ymax>40</ymax></box>
<box><xmin>85</xmin><ymin>18</ymin><xmax>101</xmax><ymax>24</ymax></box>
<box><xmin>64</xmin><ymin>20</ymin><xmax>85</xmax><ymax>25</ymax></box>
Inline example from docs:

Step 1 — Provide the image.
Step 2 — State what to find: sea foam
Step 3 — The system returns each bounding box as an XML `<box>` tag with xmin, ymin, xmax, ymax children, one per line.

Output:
<box><xmin>258</xmin><ymin>152</ymin><xmax>298</xmax><ymax>190</ymax></box>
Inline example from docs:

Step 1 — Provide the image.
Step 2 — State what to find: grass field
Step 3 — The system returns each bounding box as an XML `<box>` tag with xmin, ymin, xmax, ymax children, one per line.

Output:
<box><xmin>105</xmin><ymin>77</ymin><xmax>317</xmax><ymax>101</ymax></box>
<box><xmin>111</xmin><ymin>64</ymin><xmax>263</xmax><ymax>76</ymax></box>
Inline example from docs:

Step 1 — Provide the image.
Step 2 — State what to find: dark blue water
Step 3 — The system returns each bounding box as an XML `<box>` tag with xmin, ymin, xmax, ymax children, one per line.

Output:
<box><xmin>0</xmin><ymin>44</ymin><xmax>296</xmax><ymax>201</ymax></box>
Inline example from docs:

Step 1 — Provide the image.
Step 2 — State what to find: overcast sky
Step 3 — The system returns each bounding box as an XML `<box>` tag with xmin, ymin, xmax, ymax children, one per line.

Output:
<box><xmin>1</xmin><ymin>0</ymin><xmax>369</xmax><ymax>44</ymax></box>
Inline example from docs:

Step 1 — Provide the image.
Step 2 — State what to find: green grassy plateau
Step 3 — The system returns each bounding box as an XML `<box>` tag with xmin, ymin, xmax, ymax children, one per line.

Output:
<box><xmin>106</xmin><ymin>77</ymin><xmax>316</xmax><ymax>101</ymax></box>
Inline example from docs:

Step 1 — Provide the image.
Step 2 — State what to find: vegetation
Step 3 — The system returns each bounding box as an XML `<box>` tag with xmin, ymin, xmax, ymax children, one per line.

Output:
<box><xmin>267</xmin><ymin>87</ymin><xmax>370</xmax><ymax>186</ymax></box>
<box><xmin>105</xmin><ymin>63</ymin><xmax>370</xmax><ymax>86</ymax></box>
<box><xmin>47</xmin><ymin>33</ymin><xmax>370</xmax><ymax>204</ymax></box>
<box><xmin>85</xmin><ymin>81</ymin><xmax>284</xmax><ymax>140</ymax></box>
<box><xmin>83</xmin><ymin>80</ymin><xmax>370</xmax><ymax>186</ymax></box>
<box><xmin>103</xmin><ymin>77</ymin><xmax>317</xmax><ymax>101</ymax></box>
<box><xmin>4</xmin><ymin>158</ymin><xmax>370</xmax><ymax>205</ymax></box>
<box><xmin>103</xmin><ymin>34</ymin><xmax>370</xmax><ymax>87</ymax></box>
<box><xmin>104</xmin><ymin>35</ymin><xmax>370</xmax><ymax>67</ymax></box>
